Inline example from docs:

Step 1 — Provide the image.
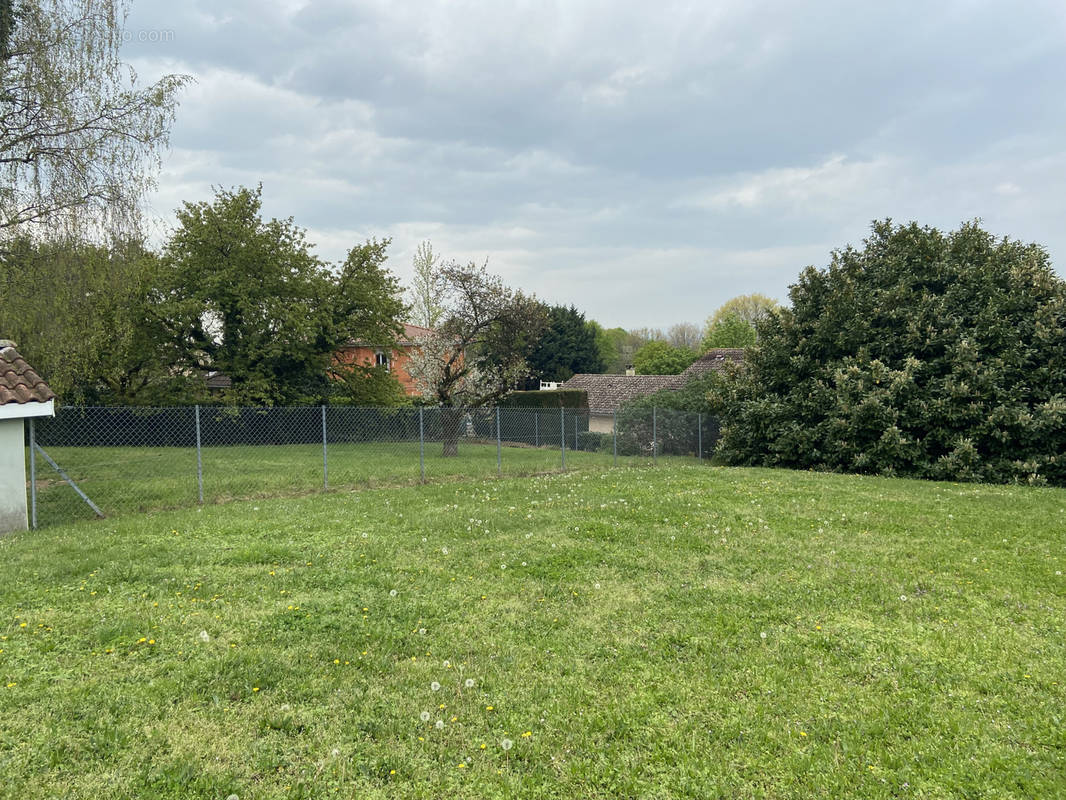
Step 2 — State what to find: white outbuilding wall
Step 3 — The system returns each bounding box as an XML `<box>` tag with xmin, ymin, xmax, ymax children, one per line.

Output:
<box><xmin>0</xmin><ymin>401</ymin><xmax>54</xmax><ymax>535</ymax></box>
<box><xmin>0</xmin><ymin>418</ymin><xmax>28</xmax><ymax>532</ymax></box>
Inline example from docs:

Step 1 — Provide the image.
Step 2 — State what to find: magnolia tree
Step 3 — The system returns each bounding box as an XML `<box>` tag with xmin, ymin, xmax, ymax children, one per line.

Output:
<box><xmin>407</xmin><ymin>260</ymin><xmax>547</xmax><ymax>455</ymax></box>
<box><xmin>710</xmin><ymin>221</ymin><xmax>1066</xmax><ymax>485</ymax></box>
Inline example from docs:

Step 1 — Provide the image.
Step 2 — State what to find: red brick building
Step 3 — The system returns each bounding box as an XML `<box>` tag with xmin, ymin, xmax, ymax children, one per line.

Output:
<box><xmin>334</xmin><ymin>323</ymin><xmax>434</xmax><ymax>397</ymax></box>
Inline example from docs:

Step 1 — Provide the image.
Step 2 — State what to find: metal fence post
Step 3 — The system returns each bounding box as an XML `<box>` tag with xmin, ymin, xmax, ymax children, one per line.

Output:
<box><xmin>613</xmin><ymin>410</ymin><xmax>617</xmax><ymax>467</ymax></box>
<box><xmin>698</xmin><ymin>413</ymin><xmax>702</xmax><ymax>463</ymax></box>
<box><xmin>574</xmin><ymin>413</ymin><xmax>578</xmax><ymax>451</ymax></box>
<box><xmin>419</xmin><ymin>406</ymin><xmax>426</xmax><ymax>483</ymax></box>
<box><xmin>496</xmin><ymin>407</ymin><xmax>502</xmax><ymax>475</ymax></box>
<box><xmin>321</xmin><ymin>405</ymin><xmax>328</xmax><ymax>490</ymax></box>
<box><xmin>28</xmin><ymin>418</ymin><xmax>37</xmax><ymax>529</ymax></box>
<box><xmin>653</xmin><ymin>406</ymin><xmax>657</xmax><ymax>464</ymax></box>
<box><xmin>560</xmin><ymin>406</ymin><xmax>566</xmax><ymax>470</ymax></box>
<box><xmin>194</xmin><ymin>404</ymin><xmax>203</xmax><ymax>505</ymax></box>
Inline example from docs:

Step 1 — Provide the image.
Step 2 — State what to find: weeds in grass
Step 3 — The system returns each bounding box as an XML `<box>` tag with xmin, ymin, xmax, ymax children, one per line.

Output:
<box><xmin>0</xmin><ymin>466</ymin><xmax>1064</xmax><ymax>798</ymax></box>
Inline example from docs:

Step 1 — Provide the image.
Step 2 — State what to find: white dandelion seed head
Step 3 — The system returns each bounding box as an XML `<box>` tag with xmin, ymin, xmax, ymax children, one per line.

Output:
<box><xmin>361</xmin><ymin>532</ymin><xmax>368</xmax><ymax>538</ymax></box>
<box><xmin>464</xmin><ymin>678</ymin><xmax>475</xmax><ymax>688</ymax></box>
<box><xmin>198</xmin><ymin>630</ymin><xmax>210</xmax><ymax>642</ymax></box>
<box><xmin>430</xmin><ymin>681</ymin><xmax>441</xmax><ymax>691</ymax></box>
<box><xmin>435</xmin><ymin>720</ymin><xmax>444</xmax><ymax>729</ymax></box>
<box><xmin>389</xmin><ymin>589</ymin><xmax>397</xmax><ymax>597</ymax></box>
<box><xmin>227</xmin><ymin>795</ymin><xmax>239</xmax><ymax>800</ymax></box>
<box><xmin>443</xmin><ymin>660</ymin><xmax>450</xmax><ymax>668</ymax></box>
<box><xmin>418</xmin><ymin>628</ymin><xmax>427</xmax><ymax>635</ymax></box>
<box><xmin>330</xmin><ymin>748</ymin><xmax>340</xmax><ymax>757</ymax></box>
<box><xmin>420</xmin><ymin>711</ymin><xmax>430</xmax><ymax>722</ymax></box>
<box><xmin>422</xmin><ymin>537</ymin><xmax>427</xmax><ymax>542</ymax></box>
<box><xmin>760</xmin><ymin>631</ymin><xmax>767</xmax><ymax>639</ymax></box>
<box><xmin>500</xmin><ymin>564</ymin><xmax>506</xmax><ymax>570</ymax></box>
<box><xmin>594</xmin><ymin>582</ymin><xmax>601</xmax><ymax>590</ymax></box>
<box><xmin>1056</xmin><ymin>571</ymin><xmax>1062</xmax><ymax>576</ymax></box>
<box><xmin>500</xmin><ymin>738</ymin><xmax>513</xmax><ymax>750</ymax></box>
<box><xmin>442</xmin><ymin>547</ymin><xmax>449</xmax><ymax>555</ymax></box>
<box><xmin>900</xmin><ymin>595</ymin><xmax>907</xmax><ymax>601</ymax></box>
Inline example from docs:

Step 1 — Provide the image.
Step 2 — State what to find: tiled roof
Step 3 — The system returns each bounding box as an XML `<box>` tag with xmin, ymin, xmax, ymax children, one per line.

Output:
<box><xmin>679</xmin><ymin>348</ymin><xmax>745</xmax><ymax>379</ymax></box>
<box><xmin>205</xmin><ymin>371</ymin><xmax>232</xmax><ymax>389</ymax></box>
<box><xmin>401</xmin><ymin>323</ymin><xmax>434</xmax><ymax>341</ymax></box>
<box><xmin>346</xmin><ymin>323</ymin><xmax>435</xmax><ymax>348</ymax></box>
<box><xmin>560</xmin><ymin>373</ymin><xmax>685</xmax><ymax>413</ymax></box>
<box><xmin>0</xmin><ymin>341</ymin><xmax>56</xmax><ymax>405</ymax></box>
<box><xmin>561</xmin><ymin>348</ymin><xmax>745</xmax><ymax>413</ymax></box>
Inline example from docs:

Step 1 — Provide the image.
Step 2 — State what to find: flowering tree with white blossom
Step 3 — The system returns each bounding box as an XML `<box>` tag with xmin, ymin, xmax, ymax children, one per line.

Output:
<box><xmin>407</xmin><ymin>259</ymin><xmax>547</xmax><ymax>455</ymax></box>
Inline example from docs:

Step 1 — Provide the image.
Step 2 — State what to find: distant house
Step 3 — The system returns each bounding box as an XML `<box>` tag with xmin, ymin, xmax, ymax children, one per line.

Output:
<box><xmin>0</xmin><ymin>341</ymin><xmax>56</xmax><ymax>533</ymax></box>
<box><xmin>561</xmin><ymin>348</ymin><xmax>744</xmax><ymax>432</ymax></box>
<box><xmin>204</xmin><ymin>371</ymin><xmax>232</xmax><ymax>392</ymax></box>
<box><xmin>334</xmin><ymin>323</ymin><xmax>435</xmax><ymax>397</ymax></box>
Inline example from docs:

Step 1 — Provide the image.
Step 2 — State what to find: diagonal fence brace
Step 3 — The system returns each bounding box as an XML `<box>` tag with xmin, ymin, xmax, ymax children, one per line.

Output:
<box><xmin>34</xmin><ymin>443</ymin><xmax>105</xmax><ymax>519</ymax></box>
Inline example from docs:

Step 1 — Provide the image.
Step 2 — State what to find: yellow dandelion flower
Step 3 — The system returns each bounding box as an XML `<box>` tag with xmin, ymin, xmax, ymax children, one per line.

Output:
<box><xmin>252</xmin><ymin>687</ymin><xmax>260</xmax><ymax>692</ymax></box>
<box><xmin>800</xmin><ymin>731</ymin><xmax>807</xmax><ymax>737</ymax></box>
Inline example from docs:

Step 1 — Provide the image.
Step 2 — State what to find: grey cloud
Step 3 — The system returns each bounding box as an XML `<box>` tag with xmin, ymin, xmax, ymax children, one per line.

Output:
<box><xmin>122</xmin><ymin>0</ymin><xmax>1066</xmax><ymax>327</ymax></box>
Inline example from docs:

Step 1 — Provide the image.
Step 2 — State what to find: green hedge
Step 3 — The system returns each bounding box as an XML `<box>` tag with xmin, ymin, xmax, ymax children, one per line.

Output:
<box><xmin>498</xmin><ymin>390</ymin><xmax>589</xmax><ymax>409</ymax></box>
<box><xmin>576</xmin><ymin>431</ymin><xmax>612</xmax><ymax>453</ymax></box>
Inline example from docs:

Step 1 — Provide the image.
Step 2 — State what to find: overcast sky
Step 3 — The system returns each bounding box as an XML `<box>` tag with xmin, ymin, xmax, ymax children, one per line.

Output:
<box><xmin>124</xmin><ymin>0</ymin><xmax>1066</xmax><ymax>330</ymax></box>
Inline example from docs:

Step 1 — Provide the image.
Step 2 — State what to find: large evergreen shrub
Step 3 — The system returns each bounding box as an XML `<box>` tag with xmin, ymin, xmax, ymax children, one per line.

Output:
<box><xmin>711</xmin><ymin>221</ymin><xmax>1066</xmax><ymax>485</ymax></box>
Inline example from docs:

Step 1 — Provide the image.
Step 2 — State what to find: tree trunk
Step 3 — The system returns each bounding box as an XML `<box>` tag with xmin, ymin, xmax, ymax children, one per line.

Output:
<box><xmin>442</xmin><ymin>407</ymin><xmax>462</xmax><ymax>457</ymax></box>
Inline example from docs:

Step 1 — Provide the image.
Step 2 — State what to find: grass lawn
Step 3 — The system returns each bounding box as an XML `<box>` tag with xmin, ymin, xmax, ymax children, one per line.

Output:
<box><xmin>1</xmin><ymin>464</ymin><xmax>1064</xmax><ymax>798</ymax></box>
<box><xmin>29</xmin><ymin>441</ymin><xmax>660</xmax><ymax>526</ymax></box>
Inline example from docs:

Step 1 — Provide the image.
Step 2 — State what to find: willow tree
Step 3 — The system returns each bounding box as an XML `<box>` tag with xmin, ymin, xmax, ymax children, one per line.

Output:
<box><xmin>0</xmin><ymin>0</ymin><xmax>187</xmax><ymax>238</ymax></box>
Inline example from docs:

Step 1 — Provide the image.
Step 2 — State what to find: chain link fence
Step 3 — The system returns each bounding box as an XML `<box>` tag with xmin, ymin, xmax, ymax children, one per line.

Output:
<box><xmin>24</xmin><ymin>405</ymin><xmax>720</xmax><ymax>528</ymax></box>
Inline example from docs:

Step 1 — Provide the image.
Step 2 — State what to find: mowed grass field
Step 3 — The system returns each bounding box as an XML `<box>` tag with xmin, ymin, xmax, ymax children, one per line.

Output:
<box><xmin>29</xmin><ymin>441</ymin><xmax>658</xmax><ymax>526</ymax></box>
<box><xmin>1</xmin><ymin>464</ymin><xmax>1064</xmax><ymax>799</ymax></box>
